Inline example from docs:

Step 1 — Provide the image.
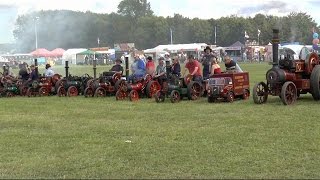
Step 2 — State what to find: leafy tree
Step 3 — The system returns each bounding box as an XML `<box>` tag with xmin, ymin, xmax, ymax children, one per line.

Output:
<box><xmin>117</xmin><ymin>0</ymin><xmax>153</xmax><ymax>20</ymax></box>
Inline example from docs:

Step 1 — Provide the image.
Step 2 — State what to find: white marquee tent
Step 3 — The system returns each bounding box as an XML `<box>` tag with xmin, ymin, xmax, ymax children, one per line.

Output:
<box><xmin>62</xmin><ymin>48</ymin><xmax>87</xmax><ymax>65</ymax></box>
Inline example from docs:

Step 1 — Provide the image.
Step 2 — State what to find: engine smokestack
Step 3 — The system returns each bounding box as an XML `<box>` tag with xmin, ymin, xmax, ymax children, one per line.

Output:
<box><xmin>65</xmin><ymin>60</ymin><xmax>69</xmax><ymax>78</ymax></box>
<box><xmin>272</xmin><ymin>29</ymin><xmax>279</xmax><ymax>67</ymax></box>
<box><xmin>34</xmin><ymin>59</ymin><xmax>39</xmax><ymax>76</ymax></box>
<box><xmin>125</xmin><ymin>56</ymin><xmax>129</xmax><ymax>80</ymax></box>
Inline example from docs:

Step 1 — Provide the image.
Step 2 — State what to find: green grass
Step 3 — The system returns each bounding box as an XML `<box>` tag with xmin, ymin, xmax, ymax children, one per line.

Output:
<box><xmin>1</xmin><ymin>63</ymin><xmax>320</xmax><ymax>179</ymax></box>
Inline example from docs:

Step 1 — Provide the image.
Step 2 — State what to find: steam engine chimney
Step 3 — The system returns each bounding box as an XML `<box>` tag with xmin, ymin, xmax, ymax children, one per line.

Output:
<box><xmin>125</xmin><ymin>56</ymin><xmax>129</xmax><ymax>80</ymax></box>
<box><xmin>272</xmin><ymin>29</ymin><xmax>279</xmax><ymax>67</ymax></box>
<box><xmin>34</xmin><ymin>59</ymin><xmax>39</xmax><ymax>76</ymax></box>
<box><xmin>65</xmin><ymin>60</ymin><xmax>69</xmax><ymax>78</ymax></box>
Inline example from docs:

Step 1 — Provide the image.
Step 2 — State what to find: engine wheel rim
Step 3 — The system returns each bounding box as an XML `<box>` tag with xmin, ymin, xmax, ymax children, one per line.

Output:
<box><xmin>95</xmin><ymin>88</ymin><xmax>106</xmax><ymax>97</ymax></box>
<box><xmin>281</xmin><ymin>82</ymin><xmax>297</xmax><ymax>105</ymax></box>
<box><xmin>129</xmin><ymin>90</ymin><xmax>139</xmax><ymax>101</ymax></box>
<box><xmin>68</xmin><ymin>86</ymin><xmax>78</xmax><ymax>97</ymax></box>
<box><xmin>149</xmin><ymin>81</ymin><xmax>161</xmax><ymax>98</ymax></box>
<box><xmin>84</xmin><ymin>87</ymin><xmax>94</xmax><ymax>97</ymax></box>
<box><xmin>170</xmin><ymin>90</ymin><xmax>180</xmax><ymax>103</ymax></box>
<box><xmin>190</xmin><ymin>83</ymin><xmax>202</xmax><ymax>100</ymax></box>
<box><xmin>116</xmin><ymin>90</ymin><xmax>127</xmax><ymax>100</ymax></box>
<box><xmin>58</xmin><ymin>87</ymin><xmax>66</xmax><ymax>97</ymax></box>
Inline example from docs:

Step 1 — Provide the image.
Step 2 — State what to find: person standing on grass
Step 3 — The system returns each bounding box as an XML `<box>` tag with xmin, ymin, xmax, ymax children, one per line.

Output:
<box><xmin>201</xmin><ymin>46</ymin><xmax>216</xmax><ymax>79</ymax></box>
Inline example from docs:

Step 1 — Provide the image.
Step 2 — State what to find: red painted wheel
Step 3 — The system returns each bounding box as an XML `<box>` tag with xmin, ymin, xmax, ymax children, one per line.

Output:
<box><xmin>242</xmin><ymin>89</ymin><xmax>250</xmax><ymax>100</ymax></box>
<box><xmin>187</xmin><ymin>81</ymin><xmax>202</xmax><ymax>100</ymax></box>
<box><xmin>170</xmin><ymin>90</ymin><xmax>181</xmax><ymax>103</ymax></box>
<box><xmin>305</xmin><ymin>52</ymin><xmax>319</xmax><ymax>75</ymax></box>
<box><xmin>129</xmin><ymin>90</ymin><xmax>139</xmax><ymax>101</ymax></box>
<box><xmin>84</xmin><ymin>87</ymin><xmax>94</xmax><ymax>98</ymax></box>
<box><xmin>57</xmin><ymin>86</ymin><xmax>66</xmax><ymax>97</ymax></box>
<box><xmin>115</xmin><ymin>90</ymin><xmax>127</xmax><ymax>100</ymax></box>
<box><xmin>67</xmin><ymin>86</ymin><xmax>78</xmax><ymax>97</ymax></box>
<box><xmin>146</xmin><ymin>80</ymin><xmax>161</xmax><ymax>98</ymax></box>
<box><xmin>94</xmin><ymin>87</ymin><xmax>106</xmax><ymax>97</ymax></box>
<box><xmin>39</xmin><ymin>87</ymin><xmax>49</xmax><ymax>96</ymax></box>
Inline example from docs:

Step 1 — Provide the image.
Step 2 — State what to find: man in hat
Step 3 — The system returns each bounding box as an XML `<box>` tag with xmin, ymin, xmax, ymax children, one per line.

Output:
<box><xmin>201</xmin><ymin>46</ymin><xmax>216</xmax><ymax>79</ymax></box>
<box><xmin>110</xmin><ymin>58</ymin><xmax>124</xmax><ymax>74</ymax></box>
<box><xmin>45</xmin><ymin>64</ymin><xmax>55</xmax><ymax>77</ymax></box>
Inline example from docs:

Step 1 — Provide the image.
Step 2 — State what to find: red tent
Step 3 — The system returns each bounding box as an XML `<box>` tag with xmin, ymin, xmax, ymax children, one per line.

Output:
<box><xmin>30</xmin><ymin>48</ymin><xmax>53</xmax><ymax>57</ymax></box>
<box><xmin>51</xmin><ymin>48</ymin><xmax>66</xmax><ymax>57</ymax></box>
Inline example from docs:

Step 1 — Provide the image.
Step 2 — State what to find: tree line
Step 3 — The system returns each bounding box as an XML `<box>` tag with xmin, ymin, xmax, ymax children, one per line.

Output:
<box><xmin>13</xmin><ymin>0</ymin><xmax>319</xmax><ymax>53</ymax></box>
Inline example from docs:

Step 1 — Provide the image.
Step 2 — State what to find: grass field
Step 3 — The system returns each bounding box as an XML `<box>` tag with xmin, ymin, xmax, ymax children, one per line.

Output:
<box><xmin>1</xmin><ymin>63</ymin><xmax>320</xmax><ymax>179</ymax></box>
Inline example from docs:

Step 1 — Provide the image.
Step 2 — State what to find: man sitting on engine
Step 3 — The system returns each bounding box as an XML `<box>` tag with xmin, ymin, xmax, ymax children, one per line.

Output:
<box><xmin>184</xmin><ymin>55</ymin><xmax>203</xmax><ymax>82</ymax></box>
<box><xmin>109</xmin><ymin>59</ymin><xmax>124</xmax><ymax>75</ymax></box>
<box><xmin>224</xmin><ymin>56</ymin><xmax>243</xmax><ymax>73</ymax></box>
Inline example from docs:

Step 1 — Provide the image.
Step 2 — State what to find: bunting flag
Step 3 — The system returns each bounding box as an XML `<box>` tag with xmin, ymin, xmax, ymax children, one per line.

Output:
<box><xmin>244</xmin><ymin>31</ymin><xmax>249</xmax><ymax>38</ymax></box>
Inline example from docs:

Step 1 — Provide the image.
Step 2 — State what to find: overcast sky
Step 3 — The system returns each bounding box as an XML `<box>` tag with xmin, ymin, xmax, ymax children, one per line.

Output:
<box><xmin>0</xmin><ymin>0</ymin><xmax>320</xmax><ymax>43</ymax></box>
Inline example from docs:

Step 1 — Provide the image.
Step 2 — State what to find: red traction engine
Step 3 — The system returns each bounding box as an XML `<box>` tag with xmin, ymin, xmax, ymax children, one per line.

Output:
<box><xmin>253</xmin><ymin>29</ymin><xmax>320</xmax><ymax>105</ymax></box>
<box><xmin>26</xmin><ymin>74</ymin><xmax>61</xmax><ymax>97</ymax></box>
<box><xmin>84</xmin><ymin>72</ymin><xmax>125</xmax><ymax>97</ymax></box>
<box><xmin>115</xmin><ymin>74</ymin><xmax>161</xmax><ymax>101</ymax></box>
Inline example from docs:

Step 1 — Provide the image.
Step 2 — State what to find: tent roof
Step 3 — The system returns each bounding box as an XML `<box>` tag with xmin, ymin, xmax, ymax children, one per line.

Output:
<box><xmin>30</xmin><ymin>48</ymin><xmax>53</xmax><ymax>57</ymax></box>
<box><xmin>229</xmin><ymin>41</ymin><xmax>245</xmax><ymax>48</ymax></box>
<box><xmin>51</xmin><ymin>48</ymin><xmax>65</xmax><ymax>57</ymax></box>
<box><xmin>77</xmin><ymin>49</ymin><xmax>101</xmax><ymax>55</ymax></box>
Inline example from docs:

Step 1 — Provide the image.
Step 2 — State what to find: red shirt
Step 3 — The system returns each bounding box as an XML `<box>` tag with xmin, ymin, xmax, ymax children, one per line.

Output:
<box><xmin>185</xmin><ymin>60</ymin><xmax>202</xmax><ymax>76</ymax></box>
<box><xmin>146</xmin><ymin>61</ymin><xmax>155</xmax><ymax>74</ymax></box>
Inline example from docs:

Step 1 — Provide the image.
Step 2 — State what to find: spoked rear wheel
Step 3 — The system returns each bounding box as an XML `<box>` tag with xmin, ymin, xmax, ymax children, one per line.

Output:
<box><xmin>187</xmin><ymin>81</ymin><xmax>202</xmax><ymax>100</ymax></box>
<box><xmin>253</xmin><ymin>82</ymin><xmax>268</xmax><ymax>104</ymax></box>
<box><xmin>57</xmin><ymin>87</ymin><xmax>67</xmax><ymax>97</ymax></box>
<box><xmin>280</xmin><ymin>81</ymin><xmax>297</xmax><ymax>105</ymax></box>
<box><xmin>84</xmin><ymin>87</ymin><xmax>94</xmax><ymax>98</ymax></box>
<box><xmin>94</xmin><ymin>87</ymin><xmax>106</xmax><ymax>97</ymax></box>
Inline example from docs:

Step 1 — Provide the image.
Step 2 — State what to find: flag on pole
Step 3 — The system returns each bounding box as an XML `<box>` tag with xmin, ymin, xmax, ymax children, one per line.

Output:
<box><xmin>97</xmin><ymin>37</ymin><xmax>100</xmax><ymax>45</ymax></box>
<box><xmin>244</xmin><ymin>31</ymin><xmax>249</xmax><ymax>38</ymax></box>
<box><xmin>258</xmin><ymin>29</ymin><xmax>261</xmax><ymax>36</ymax></box>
